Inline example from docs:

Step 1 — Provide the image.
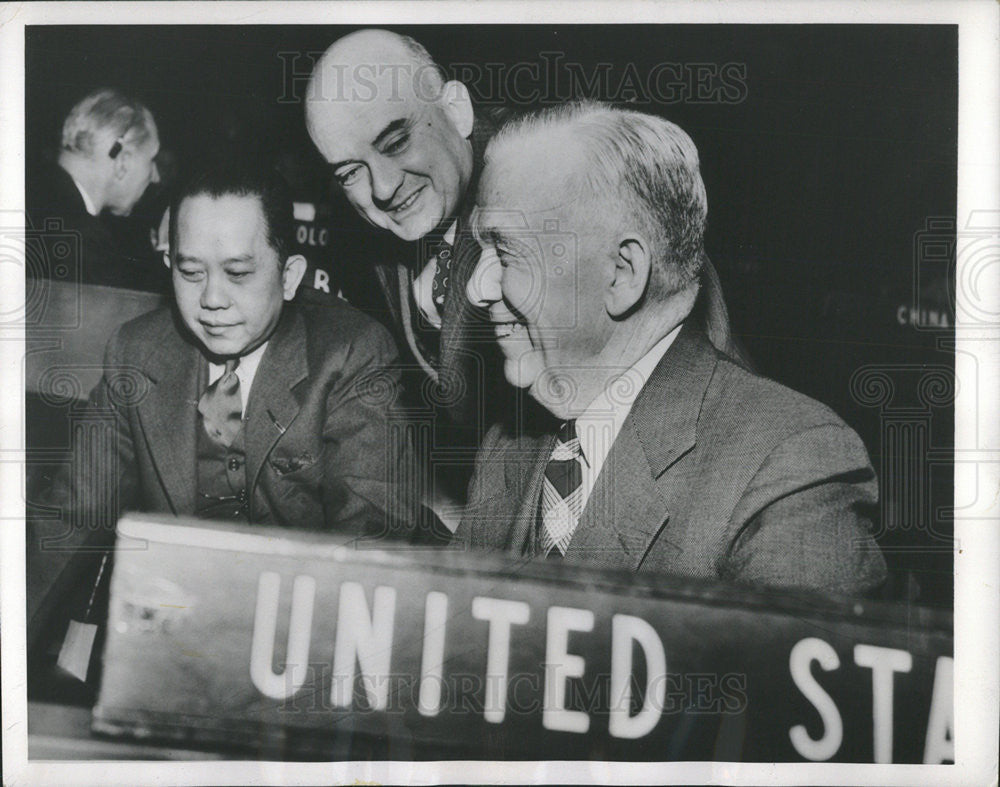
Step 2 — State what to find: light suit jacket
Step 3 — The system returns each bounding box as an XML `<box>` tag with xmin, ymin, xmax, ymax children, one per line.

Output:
<box><xmin>455</xmin><ymin>325</ymin><xmax>887</xmax><ymax>597</ymax></box>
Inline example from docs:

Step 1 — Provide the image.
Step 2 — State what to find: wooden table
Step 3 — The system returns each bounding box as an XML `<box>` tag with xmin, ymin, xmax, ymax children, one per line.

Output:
<box><xmin>28</xmin><ymin>702</ymin><xmax>227</xmax><ymax>761</ymax></box>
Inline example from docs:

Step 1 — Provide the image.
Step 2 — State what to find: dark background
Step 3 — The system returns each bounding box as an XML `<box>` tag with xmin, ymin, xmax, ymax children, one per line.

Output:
<box><xmin>25</xmin><ymin>25</ymin><xmax>957</xmax><ymax>606</ymax></box>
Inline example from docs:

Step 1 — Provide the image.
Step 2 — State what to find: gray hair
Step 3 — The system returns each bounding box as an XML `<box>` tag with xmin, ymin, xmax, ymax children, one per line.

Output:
<box><xmin>487</xmin><ymin>101</ymin><xmax>708</xmax><ymax>298</ymax></box>
<box><xmin>399</xmin><ymin>34</ymin><xmax>446</xmax><ymax>87</ymax></box>
<box><xmin>60</xmin><ymin>88</ymin><xmax>155</xmax><ymax>158</ymax></box>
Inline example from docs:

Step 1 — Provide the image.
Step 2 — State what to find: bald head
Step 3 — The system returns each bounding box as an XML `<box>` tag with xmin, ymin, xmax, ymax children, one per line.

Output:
<box><xmin>307</xmin><ymin>29</ymin><xmax>445</xmax><ymax>105</ymax></box>
<box><xmin>305</xmin><ymin>29</ymin><xmax>475</xmax><ymax>241</ymax></box>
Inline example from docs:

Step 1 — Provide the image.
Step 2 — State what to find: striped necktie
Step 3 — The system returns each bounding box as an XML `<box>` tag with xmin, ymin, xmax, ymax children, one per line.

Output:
<box><xmin>539</xmin><ymin>419</ymin><xmax>584</xmax><ymax>558</ymax></box>
<box><xmin>198</xmin><ymin>358</ymin><xmax>241</xmax><ymax>447</ymax></box>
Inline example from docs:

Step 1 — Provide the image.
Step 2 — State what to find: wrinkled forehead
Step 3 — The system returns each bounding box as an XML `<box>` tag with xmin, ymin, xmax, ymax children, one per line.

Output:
<box><xmin>474</xmin><ymin>135</ymin><xmax>586</xmax><ymax>234</ymax></box>
<box><xmin>306</xmin><ymin>64</ymin><xmax>437</xmax><ymax>154</ymax></box>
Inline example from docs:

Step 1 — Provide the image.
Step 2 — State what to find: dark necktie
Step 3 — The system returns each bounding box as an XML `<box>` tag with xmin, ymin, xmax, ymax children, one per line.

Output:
<box><xmin>539</xmin><ymin>419</ymin><xmax>584</xmax><ymax>557</ymax></box>
<box><xmin>426</xmin><ymin>237</ymin><xmax>454</xmax><ymax>318</ymax></box>
<box><xmin>198</xmin><ymin>358</ymin><xmax>242</xmax><ymax>447</ymax></box>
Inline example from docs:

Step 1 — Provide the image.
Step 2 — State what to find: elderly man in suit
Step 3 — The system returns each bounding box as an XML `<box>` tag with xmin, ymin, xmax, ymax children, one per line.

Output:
<box><xmin>27</xmin><ymin>161</ymin><xmax>418</xmax><ymax>673</ymax></box>
<box><xmin>458</xmin><ymin>102</ymin><xmax>887</xmax><ymax>596</ymax></box>
<box><xmin>304</xmin><ymin>29</ymin><xmax>748</xmax><ymax>522</ymax></box>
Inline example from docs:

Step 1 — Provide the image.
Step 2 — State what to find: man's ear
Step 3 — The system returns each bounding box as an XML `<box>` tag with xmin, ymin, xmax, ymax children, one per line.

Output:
<box><xmin>606</xmin><ymin>236</ymin><xmax>651</xmax><ymax>317</ymax></box>
<box><xmin>281</xmin><ymin>254</ymin><xmax>308</xmax><ymax>300</ymax></box>
<box><xmin>112</xmin><ymin>147</ymin><xmax>131</xmax><ymax>180</ymax></box>
<box><xmin>441</xmin><ymin>80</ymin><xmax>475</xmax><ymax>139</ymax></box>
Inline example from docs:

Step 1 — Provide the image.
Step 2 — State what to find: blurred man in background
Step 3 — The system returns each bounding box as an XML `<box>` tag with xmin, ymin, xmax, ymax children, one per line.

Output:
<box><xmin>27</xmin><ymin>87</ymin><xmax>168</xmax><ymax>292</ymax></box>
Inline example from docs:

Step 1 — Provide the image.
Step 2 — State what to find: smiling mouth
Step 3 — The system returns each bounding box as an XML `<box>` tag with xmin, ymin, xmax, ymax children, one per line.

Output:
<box><xmin>201</xmin><ymin>322</ymin><xmax>239</xmax><ymax>335</ymax></box>
<box><xmin>388</xmin><ymin>186</ymin><xmax>424</xmax><ymax>216</ymax></box>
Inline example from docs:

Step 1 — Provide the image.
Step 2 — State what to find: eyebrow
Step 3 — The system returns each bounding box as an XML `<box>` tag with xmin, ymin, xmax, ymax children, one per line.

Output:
<box><xmin>175</xmin><ymin>253</ymin><xmax>255</xmax><ymax>265</ymax></box>
<box><xmin>329</xmin><ymin>117</ymin><xmax>410</xmax><ymax>171</ymax></box>
<box><xmin>372</xmin><ymin>117</ymin><xmax>410</xmax><ymax>149</ymax></box>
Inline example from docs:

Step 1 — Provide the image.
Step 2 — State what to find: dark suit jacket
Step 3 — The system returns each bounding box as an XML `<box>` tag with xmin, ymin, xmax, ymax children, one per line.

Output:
<box><xmin>26</xmin><ymin>158</ymin><xmax>170</xmax><ymax>293</ymax></box>
<box><xmin>370</xmin><ymin>111</ymin><xmax>507</xmax><ymax>431</ymax></box>
<box><xmin>27</xmin><ymin>299</ymin><xmax>418</xmax><ymax>649</ymax></box>
<box><xmin>455</xmin><ymin>324</ymin><xmax>887</xmax><ymax>597</ymax></box>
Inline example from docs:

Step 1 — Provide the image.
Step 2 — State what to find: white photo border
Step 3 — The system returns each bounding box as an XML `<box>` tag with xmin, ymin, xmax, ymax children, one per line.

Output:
<box><xmin>1</xmin><ymin>2</ymin><xmax>996</xmax><ymax>785</ymax></box>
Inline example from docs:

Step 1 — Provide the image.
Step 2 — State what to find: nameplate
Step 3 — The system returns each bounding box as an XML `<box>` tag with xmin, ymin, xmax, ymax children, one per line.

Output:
<box><xmin>92</xmin><ymin>515</ymin><xmax>952</xmax><ymax>762</ymax></box>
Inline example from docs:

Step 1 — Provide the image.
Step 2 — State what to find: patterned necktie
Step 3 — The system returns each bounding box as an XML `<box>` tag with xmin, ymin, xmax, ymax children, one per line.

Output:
<box><xmin>539</xmin><ymin>419</ymin><xmax>584</xmax><ymax>558</ymax></box>
<box><xmin>198</xmin><ymin>358</ymin><xmax>242</xmax><ymax>447</ymax></box>
<box><xmin>427</xmin><ymin>237</ymin><xmax>454</xmax><ymax>318</ymax></box>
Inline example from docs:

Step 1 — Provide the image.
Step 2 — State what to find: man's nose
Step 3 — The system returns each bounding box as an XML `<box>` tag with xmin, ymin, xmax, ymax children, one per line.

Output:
<box><xmin>200</xmin><ymin>271</ymin><xmax>230</xmax><ymax>310</ymax></box>
<box><xmin>368</xmin><ymin>156</ymin><xmax>403</xmax><ymax>204</ymax></box>
<box><xmin>466</xmin><ymin>246</ymin><xmax>503</xmax><ymax>307</ymax></box>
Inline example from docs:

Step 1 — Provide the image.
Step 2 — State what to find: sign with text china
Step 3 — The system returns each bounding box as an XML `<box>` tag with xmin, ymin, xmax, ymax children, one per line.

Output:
<box><xmin>92</xmin><ymin>516</ymin><xmax>953</xmax><ymax>762</ymax></box>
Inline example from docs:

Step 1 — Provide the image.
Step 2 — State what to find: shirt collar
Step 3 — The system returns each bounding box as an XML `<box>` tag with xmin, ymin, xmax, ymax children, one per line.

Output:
<box><xmin>69</xmin><ymin>175</ymin><xmax>99</xmax><ymax>216</ymax></box>
<box><xmin>443</xmin><ymin>220</ymin><xmax>458</xmax><ymax>246</ymax></box>
<box><xmin>208</xmin><ymin>340</ymin><xmax>269</xmax><ymax>396</ymax></box>
<box><xmin>574</xmin><ymin>324</ymin><xmax>682</xmax><ymax>468</ymax></box>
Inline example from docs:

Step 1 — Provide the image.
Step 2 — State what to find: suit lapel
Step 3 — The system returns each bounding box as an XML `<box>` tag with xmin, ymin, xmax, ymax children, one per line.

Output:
<box><xmin>565</xmin><ymin>325</ymin><xmax>719</xmax><ymax>570</ymax></box>
<box><xmin>243</xmin><ymin>306</ymin><xmax>309</xmax><ymax>494</ymax></box>
<box><xmin>135</xmin><ymin>321</ymin><xmax>202</xmax><ymax>514</ymax></box>
<box><xmin>373</xmin><ymin>263</ymin><xmax>404</xmax><ymax>331</ymax></box>
<box><xmin>376</xmin><ymin>109</ymin><xmax>499</xmax><ymax>379</ymax></box>
<box><xmin>564</xmin><ymin>423</ymin><xmax>674</xmax><ymax>570</ymax></box>
<box><xmin>497</xmin><ymin>432</ymin><xmax>555</xmax><ymax>554</ymax></box>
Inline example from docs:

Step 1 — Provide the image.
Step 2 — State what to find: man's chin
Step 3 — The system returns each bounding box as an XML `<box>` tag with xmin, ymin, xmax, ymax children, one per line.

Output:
<box><xmin>390</xmin><ymin>215</ymin><xmax>437</xmax><ymax>242</ymax></box>
<box><xmin>502</xmin><ymin>359</ymin><xmax>531</xmax><ymax>391</ymax></box>
<box><xmin>197</xmin><ymin>334</ymin><xmax>245</xmax><ymax>359</ymax></box>
<box><xmin>504</xmin><ymin>358</ymin><xmax>573</xmax><ymax>417</ymax></box>
<box><xmin>521</xmin><ymin>364</ymin><xmax>588</xmax><ymax>421</ymax></box>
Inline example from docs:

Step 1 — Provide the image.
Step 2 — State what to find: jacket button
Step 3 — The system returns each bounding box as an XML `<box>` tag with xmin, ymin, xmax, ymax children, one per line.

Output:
<box><xmin>228</xmin><ymin>457</ymin><xmax>241</xmax><ymax>471</ymax></box>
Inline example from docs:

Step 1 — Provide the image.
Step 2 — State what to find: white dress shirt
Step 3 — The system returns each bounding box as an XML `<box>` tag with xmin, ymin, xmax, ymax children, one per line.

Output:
<box><xmin>572</xmin><ymin>325</ymin><xmax>682</xmax><ymax>511</ymax></box>
<box><xmin>69</xmin><ymin>175</ymin><xmax>99</xmax><ymax>217</ymax></box>
<box><xmin>411</xmin><ymin>220</ymin><xmax>458</xmax><ymax>329</ymax></box>
<box><xmin>207</xmin><ymin>341</ymin><xmax>269</xmax><ymax>417</ymax></box>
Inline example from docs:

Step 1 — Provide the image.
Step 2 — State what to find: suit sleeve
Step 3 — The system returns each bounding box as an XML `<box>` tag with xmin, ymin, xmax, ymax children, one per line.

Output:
<box><xmin>319</xmin><ymin>320</ymin><xmax>420</xmax><ymax>541</ymax></box>
<box><xmin>26</xmin><ymin>326</ymin><xmax>141</xmax><ymax>650</ymax></box>
<box><xmin>721</xmin><ymin>423</ymin><xmax>887</xmax><ymax>596</ymax></box>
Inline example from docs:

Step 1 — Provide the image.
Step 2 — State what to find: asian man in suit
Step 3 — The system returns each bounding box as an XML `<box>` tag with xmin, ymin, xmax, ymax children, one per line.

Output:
<box><xmin>27</xmin><ymin>160</ymin><xmax>419</xmax><ymax>681</ymax></box>
<box><xmin>457</xmin><ymin>102</ymin><xmax>887</xmax><ymax>596</ymax></box>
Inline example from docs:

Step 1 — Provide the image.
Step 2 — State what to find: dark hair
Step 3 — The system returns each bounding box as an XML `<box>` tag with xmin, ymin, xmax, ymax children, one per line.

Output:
<box><xmin>169</xmin><ymin>159</ymin><xmax>294</xmax><ymax>263</ymax></box>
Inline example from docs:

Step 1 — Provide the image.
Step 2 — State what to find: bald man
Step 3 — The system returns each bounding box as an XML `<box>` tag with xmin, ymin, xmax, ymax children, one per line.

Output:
<box><xmin>306</xmin><ymin>30</ymin><xmax>515</xmax><ymax>521</ymax></box>
<box><xmin>305</xmin><ymin>29</ymin><xmax>748</xmax><ymax>517</ymax></box>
